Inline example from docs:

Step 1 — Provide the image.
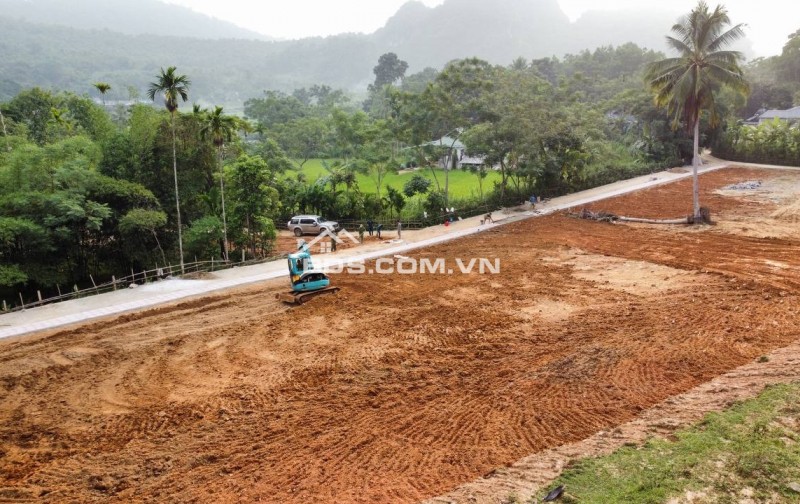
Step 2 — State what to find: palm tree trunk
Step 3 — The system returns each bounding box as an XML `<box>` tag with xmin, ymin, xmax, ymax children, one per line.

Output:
<box><xmin>171</xmin><ymin>114</ymin><xmax>185</xmax><ymax>274</ymax></box>
<box><xmin>444</xmin><ymin>159</ymin><xmax>450</xmax><ymax>209</ymax></box>
<box><xmin>692</xmin><ymin>117</ymin><xmax>701</xmax><ymax>220</ymax></box>
<box><xmin>499</xmin><ymin>159</ymin><xmax>507</xmax><ymax>202</ymax></box>
<box><xmin>0</xmin><ymin>110</ymin><xmax>10</xmax><ymax>152</ymax></box>
<box><xmin>218</xmin><ymin>146</ymin><xmax>229</xmax><ymax>262</ymax></box>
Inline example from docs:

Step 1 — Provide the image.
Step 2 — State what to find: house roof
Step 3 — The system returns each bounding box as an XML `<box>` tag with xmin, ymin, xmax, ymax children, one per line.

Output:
<box><xmin>758</xmin><ymin>106</ymin><xmax>800</xmax><ymax>120</ymax></box>
<box><xmin>424</xmin><ymin>135</ymin><xmax>466</xmax><ymax>150</ymax></box>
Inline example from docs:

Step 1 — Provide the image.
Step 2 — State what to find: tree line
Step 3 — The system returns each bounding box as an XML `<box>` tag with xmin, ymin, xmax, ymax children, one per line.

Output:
<box><xmin>0</xmin><ymin>2</ymin><xmax>775</xmax><ymax>303</ymax></box>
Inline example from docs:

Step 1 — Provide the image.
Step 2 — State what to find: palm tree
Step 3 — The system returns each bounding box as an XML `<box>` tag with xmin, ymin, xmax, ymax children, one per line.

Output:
<box><xmin>645</xmin><ymin>1</ymin><xmax>748</xmax><ymax>221</ymax></box>
<box><xmin>236</xmin><ymin>117</ymin><xmax>255</xmax><ymax>139</ymax></box>
<box><xmin>200</xmin><ymin>106</ymin><xmax>237</xmax><ymax>261</ymax></box>
<box><xmin>147</xmin><ymin>66</ymin><xmax>190</xmax><ymax>273</ymax></box>
<box><xmin>93</xmin><ymin>82</ymin><xmax>111</xmax><ymax>106</ymax></box>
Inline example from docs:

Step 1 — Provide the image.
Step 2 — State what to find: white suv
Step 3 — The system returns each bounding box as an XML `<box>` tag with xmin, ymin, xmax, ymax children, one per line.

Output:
<box><xmin>287</xmin><ymin>215</ymin><xmax>341</xmax><ymax>237</ymax></box>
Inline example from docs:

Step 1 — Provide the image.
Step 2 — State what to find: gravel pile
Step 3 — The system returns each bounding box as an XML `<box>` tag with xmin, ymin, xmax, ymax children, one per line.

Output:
<box><xmin>723</xmin><ymin>180</ymin><xmax>762</xmax><ymax>190</ymax></box>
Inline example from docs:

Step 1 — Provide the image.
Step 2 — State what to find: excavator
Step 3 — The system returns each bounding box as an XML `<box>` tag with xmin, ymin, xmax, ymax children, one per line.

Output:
<box><xmin>276</xmin><ymin>240</ymin><xmax>340</xmax><ymax>304</ymax></box>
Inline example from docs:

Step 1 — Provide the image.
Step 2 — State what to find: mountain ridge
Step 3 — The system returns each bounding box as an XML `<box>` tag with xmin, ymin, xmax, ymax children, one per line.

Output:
<box><xmin>0</xmin><ymin>0</ymin><xmax>271</xmax><ymax>40</ymax></box>
<box><xmin>0</xmin><ymin>0</ymin><xmax>755</xmax><ymax>107</ymax></box>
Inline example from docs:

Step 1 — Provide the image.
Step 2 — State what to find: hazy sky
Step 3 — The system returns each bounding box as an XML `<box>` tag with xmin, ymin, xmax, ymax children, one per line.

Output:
<box><xmin>164</xmin><ymin>0</ymin><xmax>797</xmax><ymax>57</ymax></box>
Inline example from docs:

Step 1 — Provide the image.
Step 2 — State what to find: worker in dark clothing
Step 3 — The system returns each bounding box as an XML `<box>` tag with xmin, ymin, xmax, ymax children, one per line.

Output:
<box><xmin>367</xmin><ymin>219</ymin><xmax>374</xmax><ymax>236</ymax></box>
<box><xmin>376</xmin><ymin>223</ymin><xmax>383</xmax><ymax>239</ymax></box>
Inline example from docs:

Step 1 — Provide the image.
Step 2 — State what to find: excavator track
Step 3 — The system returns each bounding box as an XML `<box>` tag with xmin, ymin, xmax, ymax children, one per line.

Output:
<box><xmin>276</xmin><ymin>286</ymin><xmax>341</xmax><ymax>305</ymax></box>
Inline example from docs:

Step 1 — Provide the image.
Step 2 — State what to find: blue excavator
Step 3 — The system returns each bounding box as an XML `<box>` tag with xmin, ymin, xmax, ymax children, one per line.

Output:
<box><xmin>276</xmin><ymin>240</ymin><xmax>340</xmax><ymax>304</ymax></box>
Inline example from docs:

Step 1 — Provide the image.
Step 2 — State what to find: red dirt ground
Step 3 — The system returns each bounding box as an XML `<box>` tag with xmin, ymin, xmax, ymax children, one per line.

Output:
<box><xmin>1</xmin><ymin>167</ymin><xmax>799</xmax><ymax>503</ymax></box>
<box><xmin>275</xmin><ymin>231</ymin><xmax>390</xmax><ymax>255</ymax></box>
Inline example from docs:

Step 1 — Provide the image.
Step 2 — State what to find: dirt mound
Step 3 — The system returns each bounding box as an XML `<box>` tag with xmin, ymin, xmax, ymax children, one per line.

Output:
<box><xmin>181</xmin><ymin>271</ymin><xmax>218</xmax><ymax>280</ymax></box>
<box><xmin>771</xmin><ymin>199</ymin><xmax>800</xmax><ymax>222</ymax></box>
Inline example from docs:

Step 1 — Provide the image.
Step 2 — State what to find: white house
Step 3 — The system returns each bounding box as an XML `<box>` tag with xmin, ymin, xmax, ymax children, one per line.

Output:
<box><xmin>748</xmin><ymin>106</ymin><xmax>800</xmax><ymax>124</ymax></box>
<box><xmin>425</xmin><ymin>135</ymin><xmax>488</xmax><ymax>169</ymax></box>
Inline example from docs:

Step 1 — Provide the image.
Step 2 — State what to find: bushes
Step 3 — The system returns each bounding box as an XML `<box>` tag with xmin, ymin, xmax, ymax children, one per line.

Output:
<box><xmin>714</xmin><ymin>120</ymin><xmax>800</xmax><ymax>166</ymax></box>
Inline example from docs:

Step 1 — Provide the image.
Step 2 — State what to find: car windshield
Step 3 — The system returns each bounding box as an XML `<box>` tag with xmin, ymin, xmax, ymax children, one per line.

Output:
<box><xmin>317</xmin><ymin>216</ymin><xmax>327</xmax><ymax>222</ymax></box>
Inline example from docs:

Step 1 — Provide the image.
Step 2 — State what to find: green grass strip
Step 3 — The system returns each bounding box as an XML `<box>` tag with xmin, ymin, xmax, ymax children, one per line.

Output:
<box><xmin>526</xmin><ymin>383</ymin><xmax>800</xmax><ymax>503</ymax></box>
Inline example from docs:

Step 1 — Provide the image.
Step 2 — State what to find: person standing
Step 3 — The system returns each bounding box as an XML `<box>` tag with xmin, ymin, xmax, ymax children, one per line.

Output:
<box><xmin>367</xmin><ymin>219</ymin><xmax>374</xmax><ymax>237</ymax></box>
<box><xmin>397</xmin><ymin>220</ymin><xmax>402</xmax><ymax>240</ymax></box>
<box><xmin>358</xmin><ymin>223</ymin><xmax>365</xmax><ymax>244</ymax></box>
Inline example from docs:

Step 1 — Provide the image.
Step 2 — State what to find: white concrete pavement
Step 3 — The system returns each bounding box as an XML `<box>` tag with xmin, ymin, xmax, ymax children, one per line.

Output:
<box><xmin>0</xmin><ymin>158</ymin><xmax>784</xmax><ymax>340</ymax></box>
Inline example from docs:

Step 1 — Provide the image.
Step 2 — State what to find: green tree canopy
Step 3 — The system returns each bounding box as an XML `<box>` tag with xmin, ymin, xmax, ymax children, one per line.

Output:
<box><xmin>371</xmin><ymin>52</ymin><xmax>409</xmax><ymax>90</ymax></box>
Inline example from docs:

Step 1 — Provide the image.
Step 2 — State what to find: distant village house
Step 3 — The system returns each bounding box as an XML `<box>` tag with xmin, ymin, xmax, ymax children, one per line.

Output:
<box><xmin>746</xmin><ymin>106</ymin><xmax>800</xmax><ymax>125</ymax></box>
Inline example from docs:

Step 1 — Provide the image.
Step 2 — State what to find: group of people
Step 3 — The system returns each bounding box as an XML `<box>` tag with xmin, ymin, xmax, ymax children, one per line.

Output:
<box><xmin>325</xmin><ymin>219</ymin><xmax>404</xmax><ymax>254</ymax></box>
<box><xmin>358</xmin><ymin>219</ymin><xmax>385</xmax><ymax>242</ymax></box>
<box><xmin>357</xmin><ymin>219</ymin><xmax>403</xmax><ymax>243</ymax></box>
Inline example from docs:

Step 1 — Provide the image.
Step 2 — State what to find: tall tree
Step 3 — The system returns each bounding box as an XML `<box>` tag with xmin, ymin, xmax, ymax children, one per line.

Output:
<box><xmin>199</xmin><ymin>106</ymin><xmax>237</xmax><ymax>261</ymax></box>
<box><xmin>228</xmin><ymin>154</ymin><xmax>280</xmax><ymax>258</ymax></box>
<box><xmin>365</xmin><ymin>53</ymin><xmax>410</xmax><ymax>117</ymax></box>
<box><xmin>645</xmin><ymin>2</ymin><xmax>748</xmax><ymax>221</ymax></box>
<box><xmin>371</xmin><ymin>52</ymin><xmax>409</xmax><ymax>90</ymax></box>
<box><xmin>425</xmin><ymin>58</ymin><xmax>498</xmax><ymax>207</ymax></box>
<box><xmin>147</xmin><ymin>66</ymin><xmax>190</xmax><ymax>272</ymax></box>
<box><xmin>93</xmin><ymin>82</ymin><xmax>111</xmax><ymax>106</ymax></box>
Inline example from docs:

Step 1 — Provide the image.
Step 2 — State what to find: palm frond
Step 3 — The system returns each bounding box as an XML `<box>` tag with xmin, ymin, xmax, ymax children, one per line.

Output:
<box><xmin>644</xmin><ymin>57</ymin><xmax>686</xmax><ymax>82</ymax></box>
<box><xmin>707</xmin><ymin>24</ymin><xmax>746</xmax><ymax>52</ymax></box>
<box><xmin>665</xmin><ymin>36</ymin><xmax>692</xmax><ymax>55</ymax></box>
<box><xmin>705</xmin><ymin>64</ymin><xmax>750</xmax><ymax>93</ymax></box>
<box><xmin>705</xmin><ymin>50</ymin><xmax>744</xmax><ymax>66</ymax></box>
<box><xmin>670</xmin><ymin>20</ymin><xmax>691</xmax><ymax>47</ymax></box>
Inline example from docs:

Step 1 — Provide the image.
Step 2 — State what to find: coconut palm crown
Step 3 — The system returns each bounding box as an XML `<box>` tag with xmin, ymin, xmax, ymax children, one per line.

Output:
<box><xmin>147</xmin><ymin>66</ymin><xmax>190</xmax><ymax>114</ymax></box>
<box><xmin>93</xmin><ymin>82</ymin><xmax>111</xmax><ymax>105</ymax></box>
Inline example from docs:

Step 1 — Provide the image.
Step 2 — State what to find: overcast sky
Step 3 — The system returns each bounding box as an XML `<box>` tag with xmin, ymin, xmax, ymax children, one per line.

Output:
<box><xmin>164</xmin><ymin>0</ymin><xmax>797</xmax><ymax>57</ymax></box>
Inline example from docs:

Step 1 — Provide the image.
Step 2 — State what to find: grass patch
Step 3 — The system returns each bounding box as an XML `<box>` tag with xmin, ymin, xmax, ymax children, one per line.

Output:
<box><xmin>532</xmin><ymin>383</ymin><xmax>800</xmax><ymax>503</ymax></box>
<box><xmin>288</xmin><ymin>159</ymin><xmax>502</xmax><ymax>200</ymax></box>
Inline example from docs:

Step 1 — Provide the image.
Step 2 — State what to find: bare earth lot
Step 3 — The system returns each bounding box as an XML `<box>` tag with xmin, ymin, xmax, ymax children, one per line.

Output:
<box><xmin>1</xmin><ymin>167</ymin><xmax>799</xmax><ymax>503</ymax></box>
